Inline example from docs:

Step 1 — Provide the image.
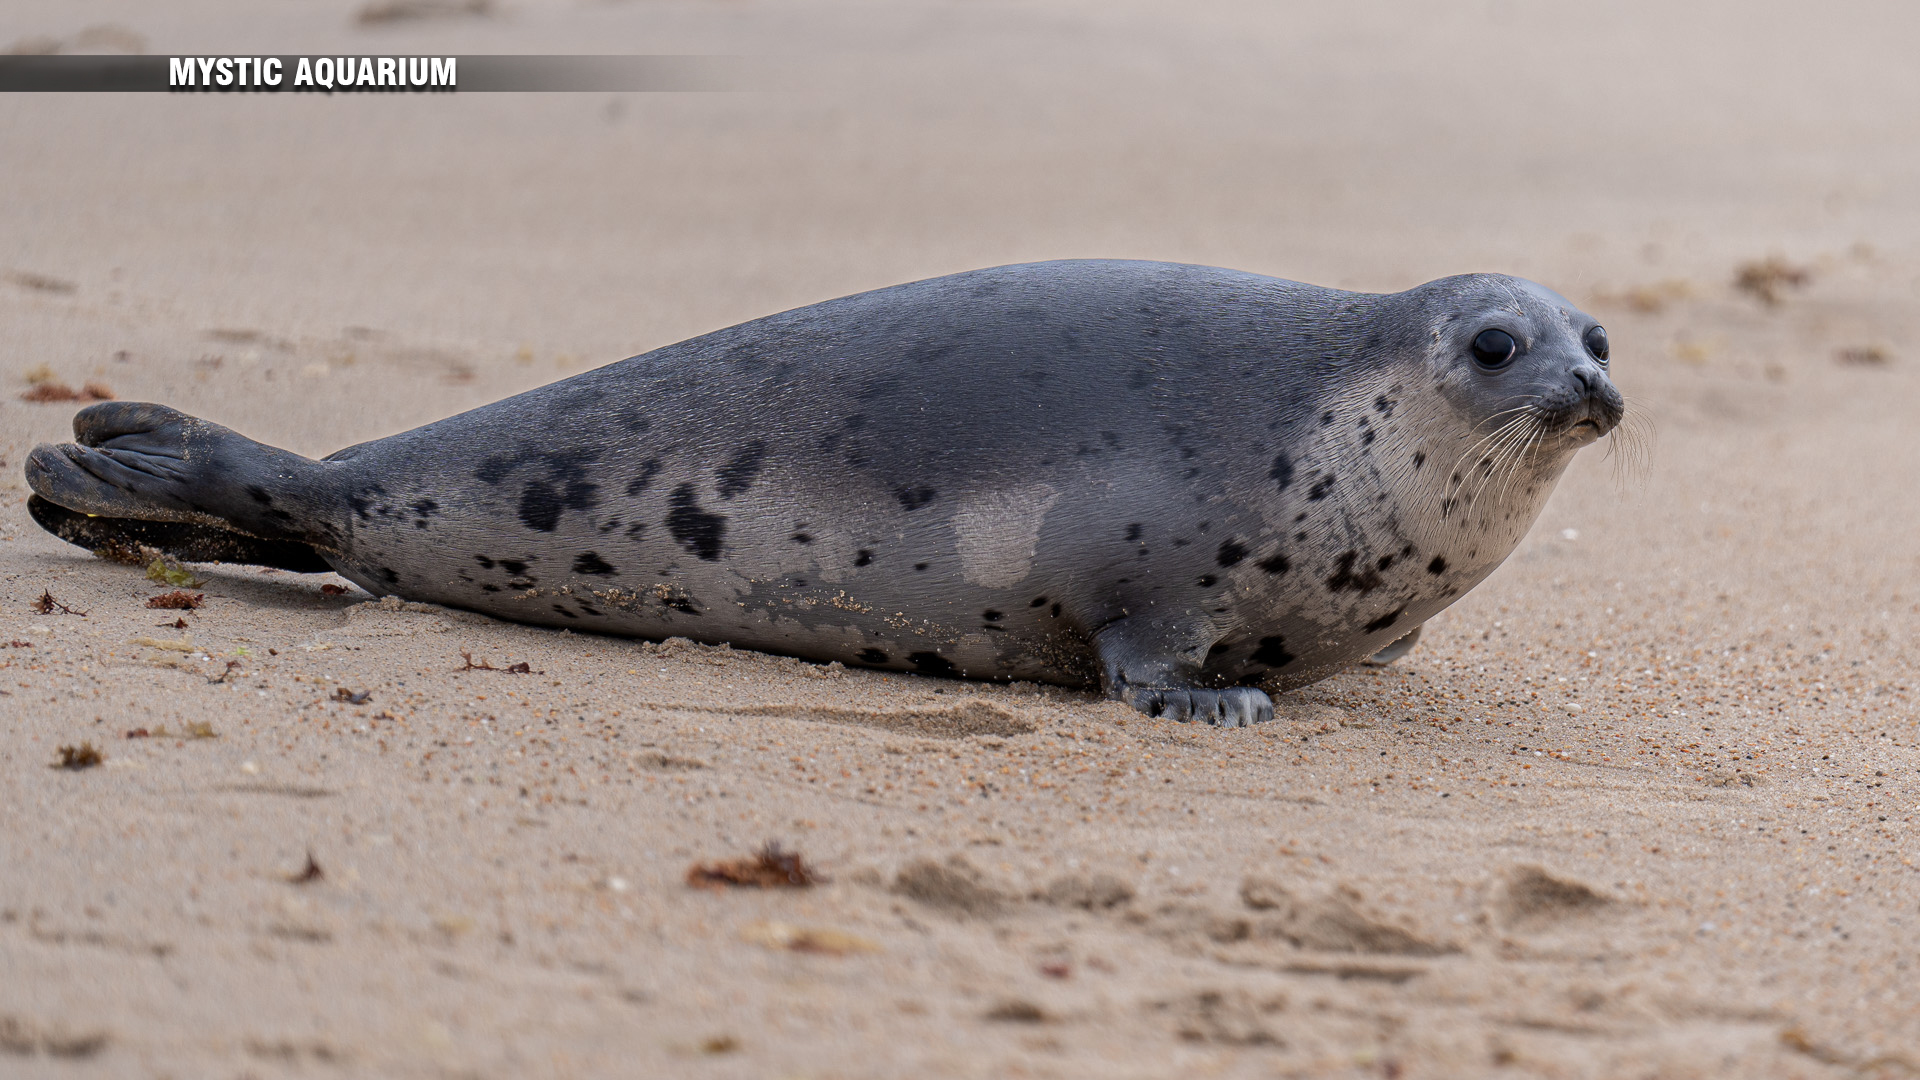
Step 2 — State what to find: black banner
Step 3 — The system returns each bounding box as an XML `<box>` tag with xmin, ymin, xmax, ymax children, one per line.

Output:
<box><xmin>0</xmin><ymin>55</ymin><xmax>752</xmax><ymax>93</ymax></box>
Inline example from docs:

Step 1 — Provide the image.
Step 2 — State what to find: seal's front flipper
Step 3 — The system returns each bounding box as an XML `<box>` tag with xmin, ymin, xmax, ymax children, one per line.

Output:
<box><xmin>25</xmin><ymin>401</ymin><xmax>341</xmax><ymax>552</ymax></box>
<box><xmin>27</xmin><ymin>495</ymin><xmax>332</xmax><ymax>573</ymax></box>
<box><xmin>1363</xmin><ymin>625</ymin><xmax>1423</xmax><ymax>666</ymax></box>
<box><xmin>1093</xmin><ymin>614</ymin><xmax>1274</xmax><ymax>728</ymax></box>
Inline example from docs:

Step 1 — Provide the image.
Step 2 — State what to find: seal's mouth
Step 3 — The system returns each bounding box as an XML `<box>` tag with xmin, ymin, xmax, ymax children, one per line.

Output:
<box><xmin>1539</xmin><ymin>395</ymin><xmax>1624</xmax><ymax>445</ymax></box>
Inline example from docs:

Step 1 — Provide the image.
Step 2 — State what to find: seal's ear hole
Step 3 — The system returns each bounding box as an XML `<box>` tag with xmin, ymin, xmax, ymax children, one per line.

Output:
<box><xmin>1584</xmin><ymin>325</ymin><xmax>1610</xmax><ymax>364</ymax></box>
<box><xmin>1470</xmin><ymin>328</ymin><xmax>1517</xmax><ymax>369</ymax></box>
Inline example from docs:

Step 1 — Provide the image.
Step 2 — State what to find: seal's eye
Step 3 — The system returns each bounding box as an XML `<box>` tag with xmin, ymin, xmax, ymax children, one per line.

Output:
<box><xmin>1584</xmin><ymin>325</ymin><xmax>1610</xmax><ymax>364</ymax></box>
<box><xmin>1470</xmin><ymin>328</ymin><xmax>1517</xmax><ymax>369</ymax></box>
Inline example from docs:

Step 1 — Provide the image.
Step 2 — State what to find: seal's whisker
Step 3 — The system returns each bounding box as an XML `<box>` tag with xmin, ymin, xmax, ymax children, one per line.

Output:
<box><xmin>1445</xmin><ymin>412</ymin><xmax>1531</xmax><ymax>498</ymax></box>
<box><xmin>1461</xmin><ymin>413</ymin><xmax>1538</xmax><ymax>510</ymax></box>
<box><xmin>1604</xmin><ymin>397</ymin><xmax>1657</xmax><ymax>489</ymax></box>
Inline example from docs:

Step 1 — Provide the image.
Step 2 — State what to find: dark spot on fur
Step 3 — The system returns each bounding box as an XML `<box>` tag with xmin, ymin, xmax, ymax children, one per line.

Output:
<box><xmin>1251</xmin><ymin>636</ymin><xmax>1295</xmax><ymax>667</ymax></box>
<box><xmin>1376</xmin><ymin>553</ymin><xmax>1395</xmax><ymax>572</ymax></box>
<box><xmin>474</xmin><ymin>555</ymin><xmax>495</xmax><ymax>569</ymax></box>
<box><xmin>854</xmin><ymin>548</ymin><xmax>873</xmax><ymax>567</ymax></box>
<box><xmin>500</xmin><ymin>560</ymin><xmax>529</xmax><ymax>576</ymax></box>
<box><xmin>247</xmin><ymin>486</ymin><xmax>273</xmax><ymax>505</ymax></box>
<box><xmin>715</xmin><ymin>441</ymin><xmax>767</xmax><ymax>500</ymax></box>
<box><xmin>480</xmin><ymin>584</ymin><xmax>500</xmax><ymax>593</ymax></box>
<box><xmin>1197</xmin><ymin>574</ymin><xmax>1218</xmax><ymax>587</ymax></box>
<box><xmin>552</xmin><ymin>604</ymin><xmax>577</xmax><ymax>619</ymax></box>
<box><xmin>625</xmin><ymin>459</ymin><xmax>663</xmax><ymax>496</ymax></box>
<box><xmin>666</xmin><ymin>483</ymin><xmax>726</xmax><ymax>561</ymax></box>
<box><xmin>1050</xmin><ymin>602</ymin><xmax>1062</xmax><ymax>617</ymax></box>
<box><xmin>346</xmin><ymin>483</ymin><xmax>387</xmax><ymax>522</ymax></box>
<box><xmin>1125</xmin><ymin>523</ymin><xmax>1144</xmax><ymax>542</ymax></box>
<box><xmin>1217</xmin><ymin>540</ymin><xmax>1247</xmax><ymax>567</ymax></box>
<box><xmin>1374</xmin><ymin>395</ymin><xmax>1396</xmax><ymax>417</ymax></box>
<box><xmin>1428</xmin><ymin>556</ymin><xmax>1448</xmax><ymax>575</ymax></box>
<box><xmin>1269</xmin><ymin>453</ymin><xmax>1294</xmax><ymax>490</ymax></box>
<box><xmin>598</xmin><ymin>518</ymin><xmax>620</xmax><ymax>533</ymax></box>
<box><xmin>791</xmin><ymin>532</ymin><xmax>813</xmax><ymax>545</ymax></box>
<box><xmin>518</xmin><ymin>482</ymin><xmax>563</xmax><ymax>532</ymax></box>
<box><xmin>1030</xmin><ymin>596</ymin><xmax>1048</xmax><ymax>607</ymax></box>
<box><xmin>1206</xmin><ymin>642</ymin><xmax>1231</xmax><ymax>661</ymax></box>
<box><xmin>982</xmin><ymin>610</ymin><xmax>1004</xmax><ymax>622</ymax></box>
<box><xmin>1197</xmin><ymin>521</ymin><xmax>1211</xmax><ymax>533</ymax></box>
<box><xmin>1364</xmin><ymin>607</ymin><xmax>1405</xmax><ymax>633</ymax></box>
<box><xmin>572</xmin><ymin>552</ymin><xmax>616</xmax><ymax>576</ymax></box>
<box><xmin>411</xmin><ymin>498</ymin><xmax>438</xmax><ymax>518</ymax></box>
<box><xmin>1361</xmin><ymin>428</ymin><xmax>1376</xmax><ymax>446</ymax></box>
<box><xmin>664</xmin><ymin>595</ymin><xmax>700</xmax><ymax>615</ymax></box>
<box><xmin>1258</xmin><ymin>552</ymin><xmax>1291</xmax><ymax>575</ymax></box>
<box><xmin>857</xmin><ymin>648</ymin><xmax>889</xmax><ymax>665</ymax></box>
<box><xmin>474</xmin><ymin>455</ymin><xmax>516</xmax><ymax>485</ymax></box>
<box><xmin>379</xmin><ymin>567</ymin><xmax>399</xmax><ymax>584</ymax></box>
<box><xmin>1307</xmin><ymin>475</ymin><xmax>1335</xmax><ymax>501</ymax></box>
<box><xmin>1412</xmin><ymin>451</ymin><xmax>1426</xmax><ymax>468</ymax></box>
<box><xmin>914</xmin><ymin>562</ymin><xmax>930</xmax><ymax>571</ymax></box>
<box><xmin>626</xmin><ymin>522</ymin><xmax>648</xmax><ymax>539</ymax></box>
<box><xmin>908</xmin><ymin>652</ymin><xmax>957</xmax><ymax>678</ymax></box>
<box><xmin>1321</xmin><ymin>411</ymin><xmax>1335</xmax><ymax>425</ymax></box>
<box><xmin>1327</xmin><ymin>551</ymin><xmax>1383</xmax><ymax>594</ymax></box>
<box><xmin>896</xmin><ymin>486</ymin><xmax>937</xmax><ymax>511</ymax></box>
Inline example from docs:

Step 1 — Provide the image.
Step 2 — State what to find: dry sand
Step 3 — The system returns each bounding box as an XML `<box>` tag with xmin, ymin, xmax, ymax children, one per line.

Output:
<box><xmin>3</xmin><ymin>1</ymin><xmax>1919</xmax><ymax>1076</ymax></box>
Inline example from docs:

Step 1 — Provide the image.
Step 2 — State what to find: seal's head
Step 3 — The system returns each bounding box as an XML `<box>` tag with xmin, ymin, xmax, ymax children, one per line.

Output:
<box><xmin>1414</xmin><ymin>274</ymin><xmax>1626</xmax><ymax>458</ymax></box>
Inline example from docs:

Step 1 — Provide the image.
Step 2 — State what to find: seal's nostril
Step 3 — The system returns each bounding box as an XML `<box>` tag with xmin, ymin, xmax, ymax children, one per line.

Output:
<box><xmin>1572</xmin><ymin>368</ymin><xmax>1596</xmax><ymax>393</ymax></box>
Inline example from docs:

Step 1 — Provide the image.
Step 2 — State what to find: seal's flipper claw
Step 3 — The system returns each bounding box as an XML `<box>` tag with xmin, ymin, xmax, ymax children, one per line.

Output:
<box><xmin>1123</xmin><ymin>685</ymin><xmax>1272</xmax><ymax>727</ymax></box>
<box><xmin>1363</xmin><ymin>625</ymin><xmax>1423</xmax><ymax>666</ymax></box>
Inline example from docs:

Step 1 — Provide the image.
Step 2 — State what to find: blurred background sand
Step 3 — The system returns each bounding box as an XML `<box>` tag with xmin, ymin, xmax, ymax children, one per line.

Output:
<box><xmin>2</xmin><ymin>2</ymin><xmax>1919</xmax><ymax>1076</ymax></box>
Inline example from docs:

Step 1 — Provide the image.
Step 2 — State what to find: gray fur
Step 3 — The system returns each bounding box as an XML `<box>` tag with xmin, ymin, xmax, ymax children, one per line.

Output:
<box><xmin>25</xmin><ymin>260</ymin><xmax>1624</xmax><ymax>726</ymax></box>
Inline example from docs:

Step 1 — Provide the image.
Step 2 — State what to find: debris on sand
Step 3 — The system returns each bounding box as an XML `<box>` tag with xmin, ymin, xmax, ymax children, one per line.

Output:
<box><xmin>983</xmin><ymin>999</ymin><xmax>1049</xmax><ymax>1023</ymax></box>
<box><xmin>146</xmin><ymin>591</ymin><xmax>204</xmax><ymax>610</ymax></box>
<box><xmin>1733</xmin><ymin>257</ymin><xmax>1811</xmax><ymax>305</ymax></box>
<box><xmin>1836</xmin><ymin>345</ymin><xmax>1892</xmax><ymax>367</ymax></box>
<box><xmin>146</xmin><ymin>557</ymin><xmax>204</xmax><ymax>589</ymax></box>
<box><xmin>354</xmin><ymin>0</ymin><xmax>492</xmax><ymax>26</ymax></box>
<box><xmin>54</xmin><ymin>743</ymin><xmax>103</xmax><ymax>770</ymax></box>
<box><xmin>32</xmin><ymin>591</ymin><xmax>86</xmax><ymax>617</ymax></box>
<box><xmin>332</xmin><ymin>688</ymin><xmax>372</xmax><ymax>705</ymax></box>
<box><xmin>457</xmin><ymin>650</ymin><xmax>537</xmax><ymax>674</ymax></box>
<box><xmin>93</xmin><ymin>538</ymin><xmax>157</xmax><ymax>566</ymax></box>
<box><xmin>289</xmin><ymin>852</ymin><xmax>325</xmax><ymax>884</ymax></box>
<box><xmin>320</xmin><ymin>584</ymin><xmax>349</xmax><ymax>596</ymax></box>
<box><xmin>740</xmin><ymin>920</ymin><xmax>878</xmax><ymax>955</ymax></box>
<box><xmin>19</xmin><ymin>381</ymin><xmax>114</xmax><ymax>404</ymax></box>
<box><xmin>687</xmin><ymin>841</ymin><xmax>820</xmax><ymax>889</ymax></box>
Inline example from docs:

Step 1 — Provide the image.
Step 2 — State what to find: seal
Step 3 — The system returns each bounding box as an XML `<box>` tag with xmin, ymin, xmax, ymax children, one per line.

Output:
<box><xmin>25</xmin><ymin>260</ymin><xmax>1624</xmax><ymax>726</ymax></box>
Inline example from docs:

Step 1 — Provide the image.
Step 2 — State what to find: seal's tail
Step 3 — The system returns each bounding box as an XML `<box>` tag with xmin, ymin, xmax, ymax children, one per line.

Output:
<box><xmin>25</xmin><ymin>401</ymin><xmax>341</xmax><ymax>572</ymax></box>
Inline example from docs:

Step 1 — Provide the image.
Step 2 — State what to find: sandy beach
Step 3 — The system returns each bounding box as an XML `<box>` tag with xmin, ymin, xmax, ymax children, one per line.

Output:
<box><xmin>3</xmin><ymin>1</ymin><xmax>1919</xmax><ymax>1076</ymax></box>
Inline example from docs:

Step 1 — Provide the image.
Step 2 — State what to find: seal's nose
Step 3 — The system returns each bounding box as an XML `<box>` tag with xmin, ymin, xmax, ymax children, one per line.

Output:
<box><xmin>1572</xmin><ymin>366</ymin><xmax>1598</xmax><ymax>395</ymax></box>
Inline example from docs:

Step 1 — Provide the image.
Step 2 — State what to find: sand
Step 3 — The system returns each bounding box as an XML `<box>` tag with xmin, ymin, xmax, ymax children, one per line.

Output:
<box><xmin>3</xmin><ymin>1</ymin><xmax>1919</xmax><ymax>1076</ymax></box>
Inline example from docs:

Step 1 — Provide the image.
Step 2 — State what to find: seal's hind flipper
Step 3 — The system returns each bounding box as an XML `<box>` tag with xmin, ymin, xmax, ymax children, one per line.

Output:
<box><xmin>27</xmin><ymin>496</ymin><xmax>332</xmax><ymax>573</ymax></box>
<box><xmin>25</xmin><ymin>401</ymin><xmax>342</xmax><ymax>551</ymax></box>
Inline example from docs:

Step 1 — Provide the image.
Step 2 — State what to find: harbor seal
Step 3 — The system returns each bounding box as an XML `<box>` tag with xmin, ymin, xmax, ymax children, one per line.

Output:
<box><xmin>25</xmin><ymin>260</ymin><xmax>1623</xmax><ymax>726</ymax></box>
